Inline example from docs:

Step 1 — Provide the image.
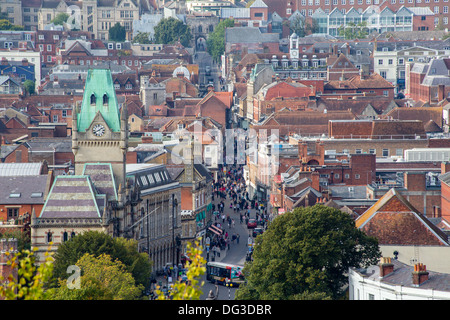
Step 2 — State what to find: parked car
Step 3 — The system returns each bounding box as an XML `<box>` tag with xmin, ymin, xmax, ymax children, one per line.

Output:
<box><xmin>247</xmin><ymin>219</ymin><xmax>257</xmax><ymax>229</ymax></box>
<box><xmin>252</xmin><ymin>227</ymin><xmax>264</xmax><ymax>237</ymax></box>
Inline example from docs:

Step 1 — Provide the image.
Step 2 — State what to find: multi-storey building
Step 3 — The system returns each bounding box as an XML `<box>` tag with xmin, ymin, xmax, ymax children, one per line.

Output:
<box><xmin>263</xmin><ymin>0</ymin><xmax>450</xmax><ymax>28</ymax></box>
<box><xmin>407</xmin><ymin>57</ymin><xmax>450</xmax><ymax>103</ymax></box>
<box><xmin>373</xmin><ymin>40</ymin><xmax>450</xmax><ymax>90</ymax></box>
<box><xmin>38</xmin><ymin>0</ymin><xmax>139</xmax><ymax>41</ymax></box>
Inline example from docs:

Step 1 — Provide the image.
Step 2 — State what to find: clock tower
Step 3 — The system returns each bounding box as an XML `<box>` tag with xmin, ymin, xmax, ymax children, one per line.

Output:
<box><xmin>72</xmin><ymin>69</ymin><xmax>128</xmax><ymax>194</ymax></box>
<box><xmin>289</xmin><ymin>32</ymin><xmax>299</xmax><ymax>60</ymax></box>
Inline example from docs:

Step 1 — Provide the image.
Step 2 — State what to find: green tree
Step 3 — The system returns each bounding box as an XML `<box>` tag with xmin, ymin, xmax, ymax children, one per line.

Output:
<box><xmin>338</xmin><ymin>21</ymin><xmax>368</xmax><ymax>39</ymax></box>
<box><xmin>154</xmin><ymin>17</ymin><xmax>192</xmax><ymax>47</ymax></box>
<box><xmin>206</xmin><ymin>18</ymin><xmax>234</xmax><ymax>62</ymax></box>
<box><xmin>132</xmin><ymin>31</ymin><xmax>152</xmax><ymax>44</ymax></box>
<box><xmin>52</xmin><ymin>231</ymin><xmax>152</xmax><ymax>289</ymax></box>
<box><xmin>155</xmin><ymin>240</ymin><xmax>206</xmax><ymax>300</ymax></box>
<box><xmin>109</xmin><ymin>22</ymin><xmax>126</xmax><ymax>42</ymax></box>
<box><xmin>53</xmin><ymin>253</ymin><xmax>143</xmax><ymax>300</ymax></box>
<box><xmin>51</xmin><ymin>12</ymin><xmax>69</xmax><ymax>26</ymax></box>
<box><xmin>23</xmin><ymin>80</ymin><xmax>35</xmax><ymax>96</ymax></box>
<box><xmin>285</xmin><ymin>15</ymin><xmax>307</xmax><ymax>37</ymax></box>
<box><xmin>0</xmin><ymin>18</ymin><xmax>24</xmax><ymax>31</ymax></box>
<box><xmin>235</xmin><ymin>205</ymin><xmax>381</xmax><ymax>300</ymax></box>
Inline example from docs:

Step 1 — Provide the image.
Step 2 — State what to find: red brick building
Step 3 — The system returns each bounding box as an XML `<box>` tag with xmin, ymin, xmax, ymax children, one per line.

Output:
<box><xmin>407</xmin><ymin>58</ymin><xmax>450</xmax><ymax>104</ymax></box>
<box><xmin>438</xmin><ymin>162</ymin><xmax>450</xmax><ymax>222</ymax></box>
<box><xmin>323</xmin><ymin>73</ymin><xmax>396</xmax><ymax>100</ymax></box>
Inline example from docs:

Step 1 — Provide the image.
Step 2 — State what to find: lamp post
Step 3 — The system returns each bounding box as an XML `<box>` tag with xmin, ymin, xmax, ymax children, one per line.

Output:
<box><xmin>172</xmin><ymin>195</ymin><xmax>178</xmax><ymax>266</ymax></box>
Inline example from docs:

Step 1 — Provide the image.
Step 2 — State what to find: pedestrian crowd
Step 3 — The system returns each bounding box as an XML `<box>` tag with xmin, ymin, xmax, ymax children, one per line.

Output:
<box><xmin>206</xmin><ymin>164</ymin><xmax>269</xmax><ymax>262</ymax></box>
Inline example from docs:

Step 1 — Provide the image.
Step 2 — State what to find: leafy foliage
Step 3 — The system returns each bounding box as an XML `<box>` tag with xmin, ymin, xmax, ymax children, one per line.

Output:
<box><xmin>338</xmin><ymin>21</ymin><xmax>368</xmax><ymax>39</ymax></box>
<box><xmin>23</xmin><ymin>80</ymin><xmax>35</xmax><ymax>95</ymax></box>
<box><xmin>206</xmin><ymin>18</ymin><xmax>234</xmax><ymax>62</ymax></box>
<box><xmin>52</xmin><ymin>253</ymin><xmax>143</xmax><ymax>300</ymax></box>
<box><xmin>51</xmin><ymin>13</ymin><xmax>69</xmax><ymax>26</ymax></box>
<box><xmin>0</xmin><ymin>246</ymin><xmax>54</xmax><ymax>300</ymax></box>
<box><xmin>235</xmin><ymin>205</ymin><xmax>381</xmax><ymax>300</ymax></box>
<box><xmin>132</xmin><ymin>32</ymin><xmax>152</xmax><ymax>44</ymax></box>
<box><xmin>155</xmin><ymin>240</ymin><xmax>206</xmax><ymax>300</ymax></box>
<box><xmin>0</xmin><ymin>19</ymin><xmax>24</xmax><ymax>31</ymax></box>
<box><xmin>154</xmin><ymin>18</ymin><xmax>192</xmax><ymax>47</ymax></box>
<box><xmin>52</xmin><ymin>231</ymin><xmax>152</xmax><ymax>289</ymax></box>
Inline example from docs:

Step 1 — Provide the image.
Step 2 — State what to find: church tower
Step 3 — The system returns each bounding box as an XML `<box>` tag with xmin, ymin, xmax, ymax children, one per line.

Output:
<box><xmin>72</xmin><ymin>69</ymin><xmax>128</xmax><ymax>195</ymax></box>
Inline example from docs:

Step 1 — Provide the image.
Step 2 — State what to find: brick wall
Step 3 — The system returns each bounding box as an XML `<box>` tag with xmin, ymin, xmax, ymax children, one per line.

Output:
<box><xmin>0</xmin><ymin>238</ymin><xmax>18</xmax><ymax>297</ymax></box>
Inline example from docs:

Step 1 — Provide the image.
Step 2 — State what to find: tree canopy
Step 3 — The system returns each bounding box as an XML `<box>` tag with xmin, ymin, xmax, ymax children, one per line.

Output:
<box><xmin>0</xmin><ymin>19</ymin><xmax>24</xmax><ymax>31</ymax></box>
<box><xmin>51</xmin><ymin>13</ymin><xmax>69</xmax><ymax>26</ymax></box>
<box><xmin>206</xmin><ymin>18</ymin><xmax>234</xmax><ymax>62</ymax></box>
<box><xmin>52</xmin><ymin>253</ymin><xmax>143</xmax><ymax>300</ymax></box>
<box><xmin>109</xmin><ymin>22</ymin><xmax>126</xmax><ymax>42</ymax></box>
<box><xmin>235</xmin><ymin>205</ymin><xmax>381</xmax><ymax>300</ymax></box>
<box><xmin>51</xmin><ymin>231</ymin><xmax>152</xmax><ymax>289</ymax></box>
<box><xmin>132</xmin><ymin>31</ymin><xmax>152</xmax><ymax>44</ymax></box>
<box><xmin>338</xmin><ymin>21</ymin><xmax>368</xmax><ymax>39</ymax></box>
<box><xmin>154</xmin><ymin>17</ymin><xmax>192</xmax><ymax>48</ymax></box>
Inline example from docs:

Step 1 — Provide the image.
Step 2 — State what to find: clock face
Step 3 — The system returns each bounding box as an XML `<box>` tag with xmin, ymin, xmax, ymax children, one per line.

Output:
<box><xmin>92</xmin><ymin>124</ymin><xmax>105</xmax><ymax>137</ymax></box>
<box><xmin>291</xmin><ymin>50</ymin><xmax>298</xmax><ymax>58</ymax></box>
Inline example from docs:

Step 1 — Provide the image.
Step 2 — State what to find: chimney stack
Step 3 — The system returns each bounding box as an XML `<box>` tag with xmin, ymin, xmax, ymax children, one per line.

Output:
<box><xmin>412</xmin><ymin>263</ymin><xmax>429</xmax><ymax>286</ymax></box>
<box><xmin>379</xmin><ymin>257</ymin><xmax>394</xmax><ymax>277</ymax></box>
<box><xmin>441</xmin><ymin>161</ymin><xmax>450</xmax><ymax>174</ymax></box>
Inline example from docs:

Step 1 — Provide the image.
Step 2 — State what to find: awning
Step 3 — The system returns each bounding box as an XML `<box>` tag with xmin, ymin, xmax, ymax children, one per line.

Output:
<box><xmin>208</xmin><ymin>227</ymin><xmax>221</xmax><ymax>235</ymax></box>
<box><xmin>210</xmin><ymin>224</ymin><xmax>223</xmax><ymax>234</ymax></box>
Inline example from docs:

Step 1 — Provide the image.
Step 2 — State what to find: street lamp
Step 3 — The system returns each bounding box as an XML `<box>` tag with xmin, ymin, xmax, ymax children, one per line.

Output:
<box><xmin>172</xmin><ymin>195</ymin><xmax>178</xmax><ymax>266</ymax></box>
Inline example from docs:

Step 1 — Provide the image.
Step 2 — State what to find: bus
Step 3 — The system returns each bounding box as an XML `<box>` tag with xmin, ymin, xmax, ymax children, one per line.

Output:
<box><xmin>206</xmin><ymin>262</ymin><xmax>245</xmax><ymax>287</ymax></box>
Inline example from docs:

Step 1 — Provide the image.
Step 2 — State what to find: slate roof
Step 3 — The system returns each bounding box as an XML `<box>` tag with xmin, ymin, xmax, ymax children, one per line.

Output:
<box><xmin>355</xmin><ymin>258</ymin><xmax>450</xmax><ymax>292</ymax></box>
<box><xmin>225</xmin><ymin>27</ymin><xmax>279</xmax><ymax>44</ymax></box>
<box><xmin>82</xmin><ymin>163</ymin><xmax>117</xmax><ymax>201</ymax></box>
<box><xmin>0</xmin><ymin>175</ymin><xmax>48</xmax><ymax>205</ymax></box>
<box><xmin>25</xmin><ymin>137</ymin><xmax>72</xmax><ymax>152</ymax></box>
<box><xmin>126</xmin><ymin>163</ymin><xmax>177</xmax><ymax>195</ymax></box>
<box><xmin>40</xmin><ymin>176</ymin><xmax>101</xmax><ymax>219</ymax></box>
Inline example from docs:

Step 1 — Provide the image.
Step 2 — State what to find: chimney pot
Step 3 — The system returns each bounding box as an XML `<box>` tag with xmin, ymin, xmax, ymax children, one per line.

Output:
<box><xmin>379</xmin><ymin>257</ymin><xmax>394</xmax><ymax>277</ymax></box>
<box><xmin>412</xmin><ymin>263</ymin><xmax>429</xmax><ymax>286</ymax></box>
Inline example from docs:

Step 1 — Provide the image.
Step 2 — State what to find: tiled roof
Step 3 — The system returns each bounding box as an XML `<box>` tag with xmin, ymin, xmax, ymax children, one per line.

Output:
<box><xmin>356</xmin><ymin>188</ymin><xmax>449</xmax><ymax>246</ymax></box>
<box><xmin>40</xmin><ymin>176</ymin><xmax>101</xmax><ymax>219</ymax></box>
<box><xmin>385</xmin><ymin>106</ymin><xmax>443</xmax><ymax>127</ymax></box>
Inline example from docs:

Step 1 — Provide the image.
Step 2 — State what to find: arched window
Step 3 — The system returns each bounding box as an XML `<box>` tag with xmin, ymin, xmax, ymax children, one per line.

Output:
<box><xmin>63</xmin><ymin>231</ymin><xmax>68</xmax><ymax>242</ymax></box>
<box><xmin>71</xmin><ymin>232</ymin><xmax>76</xmax><ymax>239</ymax></box>
<box><xmin>47</xmin><ymin>231</ymin><xmax>53</xmax><ymax>243</ymax></box>
<box><xmin>198</xmin><ymin>25</ymin><xmax>202</xmax><ymax>33</ymax></box>
<box><xmin>90</xmin><ymin>93</ymin><xmax>96</xmax><ymax>105</ymax></box>
<box><xmin>103</xmin><ymin>93</ymin><xmax>108</xmax><ymax>105</ymax></box>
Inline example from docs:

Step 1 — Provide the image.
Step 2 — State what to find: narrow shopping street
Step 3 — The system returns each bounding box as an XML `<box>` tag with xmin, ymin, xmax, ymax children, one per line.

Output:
<box><xmin>199</xmin><ymin>165</ymin><xmax>269</xmax><ymax>300</ymax></box>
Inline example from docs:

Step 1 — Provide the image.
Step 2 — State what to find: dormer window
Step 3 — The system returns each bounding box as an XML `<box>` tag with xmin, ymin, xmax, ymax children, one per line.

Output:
<box><xmin>103</xmin><ymin>93</ymin><xmax>108</xmax><ymax>105</ymax></box>
<box><xmin>90</xmin><ymin>94</ymin><xmax>96</xmax><ymax>105</ymax></box>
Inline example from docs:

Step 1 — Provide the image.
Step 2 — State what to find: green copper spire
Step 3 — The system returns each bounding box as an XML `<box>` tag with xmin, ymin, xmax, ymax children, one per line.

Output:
<box><xmin>77</xmin><ymin>69</ymin><xmax>121</xmax><ymax>133</ymax></box>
